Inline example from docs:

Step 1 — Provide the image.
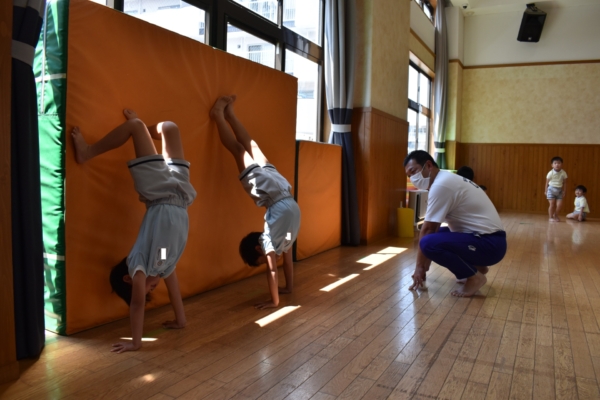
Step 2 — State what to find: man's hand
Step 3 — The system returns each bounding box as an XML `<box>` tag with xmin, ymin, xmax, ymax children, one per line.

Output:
<box><xmin>162</xmin><ymin>320</ymin><xmax>186</xmax><ymax>329</ymax></box>
<box><xmin>409</xmin><ymin>266</ymin><xmax>427</xmax><ymax>290</ymax></box>
<box><xmin>254</xmin><ymin>300</ymin><xmax>278</xmax><ymax>310</ymax></box>
<box><xmin>111</xmin><ymin>341</ymin><xmax>141</xmax><ymax>354</ymax></box>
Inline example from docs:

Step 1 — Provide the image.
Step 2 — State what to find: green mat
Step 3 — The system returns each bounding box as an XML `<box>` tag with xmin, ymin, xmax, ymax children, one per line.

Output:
<box><xmin>34</xmin><ymin>0</ymin><xmax>69</xmax><ymax>335</ymax></box>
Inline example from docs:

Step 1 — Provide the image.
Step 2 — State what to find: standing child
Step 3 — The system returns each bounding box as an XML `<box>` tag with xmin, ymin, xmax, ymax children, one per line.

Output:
<box><xmin>567</xmin><ymin>185</ymin><xmax>590</xmax><ymax>222</ymax></box>
<box><xmin>210</xmin><ymin>95</ymin><xmax>301</xmax><ymax>310</ymax></box>
<box><xmin>71</xmin><ymin>109</ymin><xmax>197</xmax><ymax>353</ymax></box>
<box><xmin>545</xmin><ymin>156</ymin><xmax>568</xmax><ymax>222</ymax></box>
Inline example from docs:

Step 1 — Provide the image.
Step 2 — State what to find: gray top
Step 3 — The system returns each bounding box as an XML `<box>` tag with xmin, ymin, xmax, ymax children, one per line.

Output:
<box><xmin>239</xmin><ymin>163</ymin><xmax>293</xmax><ymax>208</ymax></box>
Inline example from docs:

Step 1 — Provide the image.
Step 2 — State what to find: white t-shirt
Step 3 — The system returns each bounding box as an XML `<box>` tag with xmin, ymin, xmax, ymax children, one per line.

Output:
<box><xmin>425</xmin><ymin>171</ymin><xmax>504</xmax><ymax>234</ymax></box>
<box><xmin>547</xmin><ymin>169</ymin><xmax>567</xmax><ymax>188</ymax></box>
<box><xmin>575</xmin><ymin>196</ymin><xmax>590</xmax><ymax>213</ymax></box>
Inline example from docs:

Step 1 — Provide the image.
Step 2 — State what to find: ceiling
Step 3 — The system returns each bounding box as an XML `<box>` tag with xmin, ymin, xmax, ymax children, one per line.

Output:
<box><xmin>447</xmin><ymin>0</ymin><xmax>600</xmax><ymax>16</ymax></box>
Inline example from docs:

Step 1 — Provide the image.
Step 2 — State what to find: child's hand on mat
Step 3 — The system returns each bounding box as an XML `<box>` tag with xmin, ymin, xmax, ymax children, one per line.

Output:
<box><xmin>162</xmin><ymin>320</ymin><xmax>186</xmax><ymax>329</ymax></box>
<box><xmin>111</xmin><ymin>341</ymin><xmax>141</xmax><ymax>353</ymax></box>
<box><xmin>254</xmin><ymin>300</ymin><xmax>278</xmax><ymax>310</ymax></box>
<box><xmin>278</xmin><ymin>287</ymin><xmax>292</xmax><ymax>294</ymax></box>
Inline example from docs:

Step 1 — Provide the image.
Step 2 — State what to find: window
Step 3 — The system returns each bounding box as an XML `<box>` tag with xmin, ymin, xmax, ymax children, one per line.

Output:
<box><xmin>124</xmin><ymin>0</ymin><xmax>207</xmax><ymax>44</ymax></box>
<box><xmin>285</xmin><ymin>49</ymin><xmax>319</xmax><ymax>141</ymax></box>
<box><xmin>232</xmin><ymin>0</ymin><xmax>278</xmax><ymax>23</ymax></box>
<box><xmin>226</xmin><ymin>24</ymin><xmax>276</xmax><ymax>68</ymax></box>
<box><xmin>413</xmin><ymin>0</ymin><xmax>434</xmax><ymax>23</ymax></box>
<box><xmin>109</xmin><ymin>0</ymin><xmax>325</xmax><ymax>141</ymax></box>
<box><xmin>407</xmin><ymin>62</ymin><xmax>432</xmax><ymax>153</ymax></box>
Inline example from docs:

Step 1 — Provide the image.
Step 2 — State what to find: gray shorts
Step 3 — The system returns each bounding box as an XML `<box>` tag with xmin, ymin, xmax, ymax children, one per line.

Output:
<box><xmin>572</xmin><ymin>211</ymin><xmax>587</xmax><ymax>220</ymax></box>
<box><xmin>126</xmin><ymin>155</ymin><xmax>196</xmax><ymax>278</ymax></box>
<box><xmin>547</xmin><ymin>186</ymin><xmax>563</xmax><ymax>200</ymax></box>
<box><xmin>127</xmin><ymin>154</ymin><xmax>196</xmax><ymax>206</ymax></box>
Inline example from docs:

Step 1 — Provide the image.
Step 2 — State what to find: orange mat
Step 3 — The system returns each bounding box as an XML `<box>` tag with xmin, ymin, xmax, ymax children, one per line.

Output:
<box><xmin>295</xmin><ymin>141</ymin><xmax>342</xmax><ymax>260</ymax></box>
<box><xmin>64</xmin><ymin>0</ymin><xmax>297</xmax><ymax>333</ymax></box>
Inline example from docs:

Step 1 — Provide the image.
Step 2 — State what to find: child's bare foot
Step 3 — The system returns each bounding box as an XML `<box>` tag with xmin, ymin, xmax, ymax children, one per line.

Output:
<box><xmin>451</xmin><ymin>272</ymin><xmax>487</xmax><ymax>297</ymax></box>
<box><xmin>71</xmin><ymin>126</ymin><xmax>91</xmax><ymax>164</ymax></box>
<box><xmin>123</xmin><ymin>109</ymin><xmax>139</xmax><ymax>120</ymax></box>
<box><xmin>224</xmin><ymin>95</ymin><xmax>237</xmax><ymax>120</ymax></box>
<box><xmin>210</xmin><ymin>96</ymin><xmax>232</xmax><ymax>120</ymax></box>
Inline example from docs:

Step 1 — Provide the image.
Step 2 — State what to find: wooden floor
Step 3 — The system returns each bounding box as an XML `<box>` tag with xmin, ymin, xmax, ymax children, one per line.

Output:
<box><xmin>2</xmin><ymin>212</ymin><xmax>600</xmax><ymax>399</ymax></box>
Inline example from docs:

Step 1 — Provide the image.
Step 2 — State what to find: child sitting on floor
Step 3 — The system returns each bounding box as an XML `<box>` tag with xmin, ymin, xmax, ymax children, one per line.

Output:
<box><xmin>567</xmin><ymin>185</ymin><xmax>590</xmax><ymax>222</ymax></box>
<box><xmin>210</xmin><ymin>95</ymin><xmax>301</xmax><ymax>310</ymax></box>
<box><xmin>72</xmin><ymin>109</ymin><xmax>196</xmax><ymax>353</ymax></box>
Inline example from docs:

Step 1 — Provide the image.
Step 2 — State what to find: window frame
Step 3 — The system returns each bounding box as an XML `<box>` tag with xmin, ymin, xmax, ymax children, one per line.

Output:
<box><xmin>408</xmin><ymin>61</ymin><xmax>433</xmax><ymax>153</ymax></box>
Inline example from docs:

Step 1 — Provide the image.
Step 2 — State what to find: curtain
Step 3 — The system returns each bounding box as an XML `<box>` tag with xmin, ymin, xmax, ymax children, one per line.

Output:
<box><xmin>325</xmin><ymin>0</ymin><xmax>360</xmax><ymax>246</ymax></box>
<box><xmin>12</xmin><ymin>0</ymin><xmax>45</xmax><ymax>359</ymax></box>
<box><xmin>433</xmin><ymin>1</ymin><xmax>448</xmax><ymax>169</ymax></box>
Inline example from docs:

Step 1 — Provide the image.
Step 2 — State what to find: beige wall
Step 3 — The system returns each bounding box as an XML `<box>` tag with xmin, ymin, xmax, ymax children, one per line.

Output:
<box><xmin>354</xmin><ymin>0</ymin><xmax>411</xmax><ymax>120</ymax></box>
<box><xmin>462</xmin><ymin>62</ymin><xmax>600</xmax><ymax>144</ymax></box>
<box><xmin>409</xmin><ymin>32</ymin><xmax>435</xmax><ymax>72</ymax></box>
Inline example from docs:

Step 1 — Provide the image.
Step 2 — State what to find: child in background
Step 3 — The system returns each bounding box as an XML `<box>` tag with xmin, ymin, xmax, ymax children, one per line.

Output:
<box><xmin>567</xmin><ymin>185</ymin><xmax>590</xmax><ymax>222</ymax></box>
<box><xmin>210</xmin><ymin>95</ymin><xmax>301</xmax><ymax>310</ymax></box>
<box><xmin>545</xmin><ymin>156</ymin><xmax>568</xmax><ymax>222</ymax></box>
<box><xmin>72</xmin><ymin>109</ymin><xmax>196</xmax><ymax>353</ymax></box>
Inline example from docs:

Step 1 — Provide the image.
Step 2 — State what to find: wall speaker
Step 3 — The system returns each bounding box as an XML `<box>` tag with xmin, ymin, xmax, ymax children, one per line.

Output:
<box><xmin>517</xmin><ymin>4</ymin><xmax>546</xmax><ymax>42</ymax></box>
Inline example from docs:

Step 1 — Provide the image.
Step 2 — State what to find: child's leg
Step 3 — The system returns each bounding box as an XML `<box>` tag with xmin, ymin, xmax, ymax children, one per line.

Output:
<box><xmin>548</xmin><ymin>199</ymin><xmax>556</xmax><ymax>221</ymax></box>
<box><xmin>72</xmin><ymin>109</ymin><xmax>157</xmax><ymax>163</ymax></box>
<box><xmin>210</xmin><ymin>96</ymin><xmax>254</xmax><ymax>173</ymax></box>
<box><xmin>224</xmin><ymin>96</ymin><xmax>268</xmax><ymax>166</ymax></box>
<box><xmin>555</xmin><ymin>199</ymin><xmax>563</xmax><ymax>220</ymax></box>
<box><xmin>566</xmin><ymin>212</ymin><xmax>575</xmax><ymax>219</ymax></box>
<box><xmin>147</xmin><ymin>121</ymin><xmax>185</xmax><ymax>160</ymax></box>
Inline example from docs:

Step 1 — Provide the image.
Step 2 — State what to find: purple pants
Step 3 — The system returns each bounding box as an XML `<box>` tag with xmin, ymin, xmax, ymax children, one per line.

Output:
<box><xmin>420</xmin><ymin>227</ymin><xmax>507</xmax><ymax>279</ymax></box>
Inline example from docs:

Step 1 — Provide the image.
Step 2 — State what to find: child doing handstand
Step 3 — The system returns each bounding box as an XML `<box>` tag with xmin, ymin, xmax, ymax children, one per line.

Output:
<box><xmin>210</xmin><ymin>95</ymin><xmax>301</xmax><ymax>310</ymax></box>
<box><xmin>71</xmin><ymin>109</ymin><xmax>196</xmax><ymax>353</ymax></box>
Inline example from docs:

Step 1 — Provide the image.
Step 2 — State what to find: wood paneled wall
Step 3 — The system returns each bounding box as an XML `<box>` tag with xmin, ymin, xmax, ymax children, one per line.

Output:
<box><xmin>353</xmin><ymin>107</ymin><xmax>408</xmax><ymax>244</ymax></box>
<box><xmin>456</xmin><ymin>143</ymin><xmax>600</xmax><ymax>215</ymax></box>
<box><xmin>0</xmin><ymin>0</ymin><xmax>19</xmax><ymax>384</ymax></box>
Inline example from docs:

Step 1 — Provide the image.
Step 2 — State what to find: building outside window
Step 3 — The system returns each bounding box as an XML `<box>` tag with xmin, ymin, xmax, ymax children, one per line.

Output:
<box><xmin>124</xmin><ymin>0</ymin><xmax>207</xmax><ymax>43</ymax></box>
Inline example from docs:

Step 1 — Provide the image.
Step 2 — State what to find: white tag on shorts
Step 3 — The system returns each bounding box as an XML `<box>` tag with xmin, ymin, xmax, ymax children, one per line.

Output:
<box><xmin>160</xmin><ymin>248</ymin><xmax>167</xmax><ymax>260</ymax></box>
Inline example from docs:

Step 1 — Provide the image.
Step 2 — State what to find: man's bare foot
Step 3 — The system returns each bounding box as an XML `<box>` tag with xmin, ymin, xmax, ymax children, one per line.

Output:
<box><xmin>549</xmin><ymin>218</ymin><xmax>558</xmax><ymax>222</ymax></box>
<box><xmin>458</xmin><ymin>266</ymin><xmax>487</xmax><ymax>283</ymax></box>
<box><xmin>554</xmin><ymin>216</ymin><xmax>561</xmax><ymax>222</ymax></box>
<box><xmin>71</xmin><ymin>126</ymin><xmax>92</xmax><ymax>164</ymax></box>
<box><xmin>210</xmin><ymin>96</ymin><xmax>232</xmax><ymax>120</ymax></box>
<box><xmin>451</xmin><ymin>272</ymin><xmax>487</xmax><ymax>297</ymax></box>
<box><xmin>476</xmin><ymin>266</ymin><xmax>489</xmax><ymax>275</ymax></box>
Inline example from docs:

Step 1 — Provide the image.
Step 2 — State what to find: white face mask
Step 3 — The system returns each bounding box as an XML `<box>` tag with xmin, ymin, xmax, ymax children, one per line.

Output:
<box><xmin>410</xmin><ymin>166</ymin><xmax>430</xmax><ymax>190</ymax></box>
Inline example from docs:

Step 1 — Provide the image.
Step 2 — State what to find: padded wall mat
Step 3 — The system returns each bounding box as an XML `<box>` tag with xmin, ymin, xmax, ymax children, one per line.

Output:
<box><xmin>295</xmin><ymin>141</ymin><xmax>342</xmax><ymax>261</ymax></box>
<box><xmin>43</xmin><ymin>0</ymin><xmax>298</xmax><ymax>334</ymax></box>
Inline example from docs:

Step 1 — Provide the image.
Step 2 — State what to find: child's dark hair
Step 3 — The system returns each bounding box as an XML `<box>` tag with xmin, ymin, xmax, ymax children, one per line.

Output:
<box><xmin>551</xmin><ymin>156</ymin><xmax>563</xmax><ymax>163</ymax></box>
<box><xmin>456</xmin><ymin>166</ymin><xmax>474</xmax><ymax>181</ymax></box>
<box><xmin>576</xmin><ymin>185</ymin><xmax>587</xmax><ymax>193</ymax></box>
<box><xmin>110</xmin><ymin>258</ymin><xmax>131</xmax><ymax>305</ymax></box>
<box><xmin>239</xmin><ymin>232</ymin><xmax>263</xmax><ymax>267</ymax></box>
